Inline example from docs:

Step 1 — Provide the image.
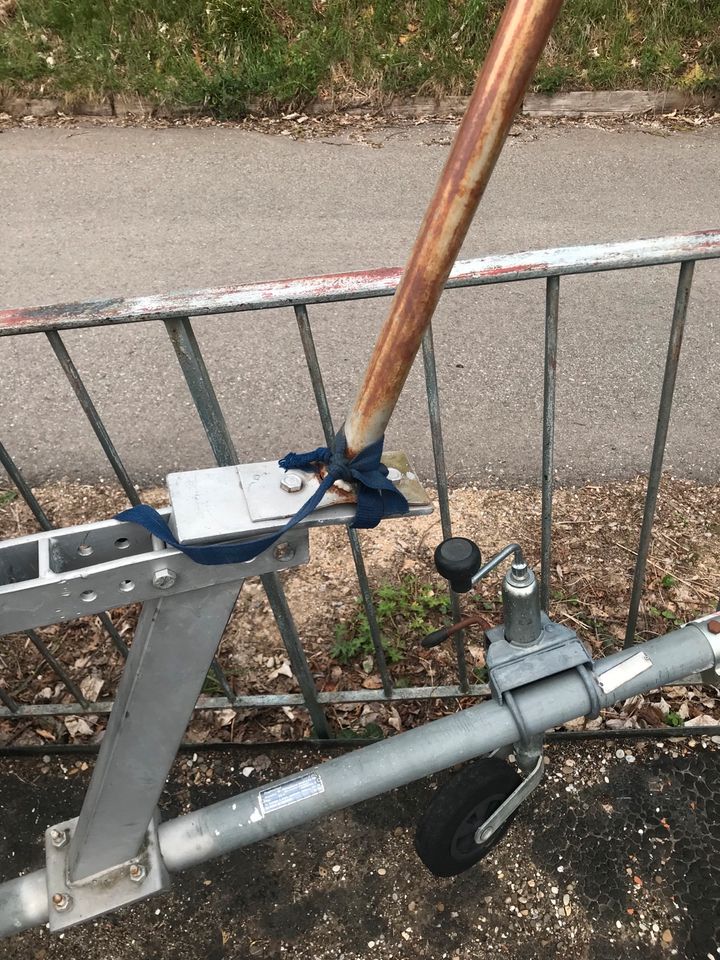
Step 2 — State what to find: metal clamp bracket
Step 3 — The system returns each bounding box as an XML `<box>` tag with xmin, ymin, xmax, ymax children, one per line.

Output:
<box><xmin>486</xmin><ymin>614</ymin><xmax>592</xmax><ymax>699</ymax></box>
<box><xmin>45</xmin><ymin>813</ymin><xmax>169</xmax><ymax>932</ymax></box>
<box><xmin>0</xmin><ymin>516</ymin><xmax>309</xmax><ymax>636</ymax></box>
<box><xmin>686</xmin><ymin>611</ymin><xmax>720</xmax><ymax>686</ymax></box>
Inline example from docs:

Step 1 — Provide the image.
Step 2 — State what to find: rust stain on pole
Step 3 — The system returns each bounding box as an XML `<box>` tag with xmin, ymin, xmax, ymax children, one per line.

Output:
<box><xmin>343</xmin><ymin>0</ymin><xmax>565</xmax><ymax>455</ymax></box>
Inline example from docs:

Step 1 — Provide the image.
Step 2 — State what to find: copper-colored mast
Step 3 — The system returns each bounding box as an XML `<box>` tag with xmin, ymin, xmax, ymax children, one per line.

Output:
<box><xmin>344</xmin><ymin>0</ymin><xmax>564</xmax><ymax>454</ymax></box>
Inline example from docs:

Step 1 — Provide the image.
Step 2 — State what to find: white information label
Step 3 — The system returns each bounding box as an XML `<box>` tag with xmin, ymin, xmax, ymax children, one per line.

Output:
<box><xmin>259</xmin><ymin>772</ymin><xmax>325</xmax><ymax>815</ymax></box>
<box><xmin>596</xmin><ymin>651</ymin><xmax>653</xmax><ymax>694</ymax></box>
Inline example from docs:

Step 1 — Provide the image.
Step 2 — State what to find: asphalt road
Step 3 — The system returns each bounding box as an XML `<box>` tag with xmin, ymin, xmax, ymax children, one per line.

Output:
<box><xmin>1</xmin><ymin>120</ymin><xmax>719</xmax><ymax>487</ymax></box>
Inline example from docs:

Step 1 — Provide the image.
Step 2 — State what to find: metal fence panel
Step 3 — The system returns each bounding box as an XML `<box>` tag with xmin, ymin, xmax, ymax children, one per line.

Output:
<box><xmin>1</xmin><ymin>231</ymin><xmax>719</xmax><ymax>734</ymax></box>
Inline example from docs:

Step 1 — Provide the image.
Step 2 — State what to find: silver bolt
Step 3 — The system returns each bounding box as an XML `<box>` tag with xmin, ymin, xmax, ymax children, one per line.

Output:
<box><xmin>77</xmin><ymin>543</ymin><xmax>93</xmax><ymax>557</ymax></box>
<box><xmin>273</xmin><ymin>542</ymin><xmax>296</xmax><ymax>562</ymax></box>
<box><xmin>49</xmin><ymin>828</ymin><xmax>67</xmax><ymax>849</ymax></box>
<box><xmin>280</xmin><ymin>472</ymin><xmax>304</xmax><ymax>494</ymax></box>
<box><xmin>52</xmin><ymin>892</ymin><xmax>72</xmax><ymax>912</ymax></box>
<box><xmin>152</xmin><ymin>568</ymin><xmax>177</xmax><ymax>590</ymax></box>
<box><xmin>129</xmin><ymin>863</ymin><xmax>146</xmax><ymax>883</ymax></box>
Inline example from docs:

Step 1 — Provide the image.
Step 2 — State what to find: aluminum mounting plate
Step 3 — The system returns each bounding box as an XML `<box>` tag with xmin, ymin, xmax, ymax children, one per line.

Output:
<box><xmin>45</xmin><ymin>814</ymin><xmax>169</xmax><ymax>932</ymax></box>
<box><xmin>168</xmin><ymin>452</ymin><xmax>431</xmax><ymax>546</ymax></box>
<box><xmin>239</xmin><ymin>451</ymin><xmax>430</xmax><ymax>523</ymax></box>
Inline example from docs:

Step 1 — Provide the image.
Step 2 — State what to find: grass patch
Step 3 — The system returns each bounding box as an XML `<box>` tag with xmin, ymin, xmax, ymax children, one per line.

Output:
<box><xmin>0</xmin><ymin>0</ymin><xmax>718</xmax><ymax>115</ymax></box>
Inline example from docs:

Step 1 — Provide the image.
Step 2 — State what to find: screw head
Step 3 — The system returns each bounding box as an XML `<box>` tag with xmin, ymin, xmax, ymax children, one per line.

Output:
<box><xmin>52</xmin><ymin>892</ymin><xmax>72</xmax><ymax>912</ymax></box>
<box><xmin>273</xmin><ymin>542</ymin><xmax>296</xmax><ymax>562</ymax></box>
<box><xmin>708</xmin><ymin>619</ymin><xmax>720</xmax><ymax>635</ymax></box>
<box><xmin>280</xmin><ymin>472</ymin><xmax>304</xmax><ymax>494</ymax></box>
<box><xmin>152</xmin><ymin>568</ymin><xmax>177</xmax><ymax>590</ymax></box>
<box><xmin>49</xmin><ymin>828</ymin><xmax>67</xmax><ymax>849</ymax></box>
<box><xmin>129</xmin><ymin>862</ymin><xmax>147</xmax><ymax>883</ymax></box>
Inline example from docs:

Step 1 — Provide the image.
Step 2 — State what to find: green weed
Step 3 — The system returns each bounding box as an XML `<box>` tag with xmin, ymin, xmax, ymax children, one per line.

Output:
<box><xmin>335</xmin><ymin>722</ymin><xmax>384</xmax><ymax>740</ymax></box>
<box><xmin>331</xmin><ymin>574</ymin><xmax>451</xmax><ymax>665</ymax></box>
<box><xmin>647</xmin><ymin>605</ymin><xmax>682</xmax><ymax>627</ymax></box>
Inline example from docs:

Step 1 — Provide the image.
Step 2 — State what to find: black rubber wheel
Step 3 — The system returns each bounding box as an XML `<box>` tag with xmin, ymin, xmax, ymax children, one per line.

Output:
<box><xmin>414</xmin><ymin>757</ymin><xmax>522</xmax><ymax>877</ymax></box>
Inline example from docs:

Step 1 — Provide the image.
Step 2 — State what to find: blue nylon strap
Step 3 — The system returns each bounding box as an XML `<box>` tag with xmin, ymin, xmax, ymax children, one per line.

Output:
<box><xmin>114</xmin><ymin>431</ymin><xmax>409</xmax><ymax>566</ymax></box>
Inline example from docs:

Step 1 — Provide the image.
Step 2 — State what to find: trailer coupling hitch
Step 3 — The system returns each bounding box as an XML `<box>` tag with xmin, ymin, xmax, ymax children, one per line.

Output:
<box><xmin>416</xmin><ymin>538</ymin><xmax>598</xmax><ymax>876</ymax></box>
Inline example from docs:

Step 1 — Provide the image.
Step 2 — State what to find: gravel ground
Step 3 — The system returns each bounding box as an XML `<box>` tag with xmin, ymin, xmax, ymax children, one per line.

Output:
<box><xmin>1</xmin><ymin>738</ymin><xmax>719</xmax><ymax>960</ymax></box>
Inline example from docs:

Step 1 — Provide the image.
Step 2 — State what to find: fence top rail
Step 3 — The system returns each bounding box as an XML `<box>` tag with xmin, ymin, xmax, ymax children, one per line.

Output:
<box><xmin>2</xmin><ymin>230</ymin><xmax>719</xmax><ymax>337</ymax></box>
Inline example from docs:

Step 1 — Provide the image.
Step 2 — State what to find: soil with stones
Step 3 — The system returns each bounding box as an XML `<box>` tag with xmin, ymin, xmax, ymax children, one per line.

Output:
<box><xmin>1</xmin><ymin>737</ymin><xmax>719</xmax><ymax>959</ymax></box>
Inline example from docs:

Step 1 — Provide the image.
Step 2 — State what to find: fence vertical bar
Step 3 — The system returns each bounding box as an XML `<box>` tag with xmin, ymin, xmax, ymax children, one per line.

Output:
<box><xmin>0</xmin><ymin>441</ymin><xmax>52</xmax><ymax>531</ymax></box>
<box><xmin>294</xmin><ymin>305</ymin><xmax>336</xmax><ymax>445</ymax></box>
<box><xmin>25</xmin><ymin>630</ymin><xmax>89</xmax><ymax>708</ymax></box>
<box><xmin>262</xmin><ymin>571</ymin><xmax>332</xmax><ymax>738</ymax></box>
<box><xmin>624</xmin><ymin>260</ymin><xmax>695</xmax><ymax>647</ymax></box>
<box><xmin>207</xmin><ymin>661</ymin><xmax>237</xmax><ymax>703</ymax></box>
<box><xmin>0</xmin><ymin>442</ymin><xmax>128</xmax><ymax>658</ymax></box>
<box><xmin>164</xmin><ymin>314</ymin><xmax>331</xmax><ymax>729</ymax></box>
<box><xmin>163</xmin><ymin>317</ymin><xmax>252</xmax><ymax>707</ymax></box>
<box><xmin>0</xmin><ymin>687</ymin><xmax>19</xmax><ymax>713</ymax></box>
<box><xmin>294</xmin><ymin>304</ymin><xmax>393</xmax><ymax>698</ymax></box>
<box><xmin>164</xmin><ymin>317</ymin><xmax>238</xmax><ymax>465</ymax></box>
<box><xmin>421</xmin><ymin>325</ymin><xmax>470</xmax><ymax>693</ymax></box>
<box><xmin>540</xmin><ymin>275</ymin><xmax>560</xmax><ymax>613</ymax></box>
<box><xmin>45</xmin><ymin>331</ymin><xmax>140</xmax><ymax>506</ymax></box>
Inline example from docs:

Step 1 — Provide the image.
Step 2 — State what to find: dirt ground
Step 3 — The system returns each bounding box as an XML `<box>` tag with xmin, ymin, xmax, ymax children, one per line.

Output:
<box><xmin>1</xmin><ymin>737</ymin><xmax>719</xmax><ymax>960</ymax></box>
<box><xmin>1</xmin><ymin>477</ymin><xmax>720</xmax><ymax>957</ymax></box>
<box><xmin>1</xmin><ymin>476</ymin><xmax>719</xmax><ymax>746</ymax></box>
<box><xmin>1</xmin><ymin>106</ymin><xmax>719</xmax><ymax>143</ymax></box>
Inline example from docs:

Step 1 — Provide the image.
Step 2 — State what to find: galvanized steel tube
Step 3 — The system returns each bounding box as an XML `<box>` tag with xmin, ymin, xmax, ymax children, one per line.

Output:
<box><xmin>0</xmin><ymin>621</ymin><xmax>715</xmax><ymax>937</ymax></box>
<box><xmin>0</xmin><ymin>870</ymin><xmax>47</xmax><ymax>938</ymax></box>
<box><xmin>159</xmin><ymin>623</ymin><xmax>714</xmax><ymax>872</ymax></box>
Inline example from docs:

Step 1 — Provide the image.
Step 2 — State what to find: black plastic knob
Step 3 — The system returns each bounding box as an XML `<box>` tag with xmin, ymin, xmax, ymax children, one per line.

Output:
<box><xmin>433</xmin><ymin>538</ymin><xmax>482</xmax><ymax>594</ymax></box>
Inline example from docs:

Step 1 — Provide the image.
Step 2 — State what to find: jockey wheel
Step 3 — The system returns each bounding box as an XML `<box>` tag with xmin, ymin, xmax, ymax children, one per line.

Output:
<box><xmin>415</xmin><ymin>756</ymin><xmax>522</xmax><ymax>877</ymax></box>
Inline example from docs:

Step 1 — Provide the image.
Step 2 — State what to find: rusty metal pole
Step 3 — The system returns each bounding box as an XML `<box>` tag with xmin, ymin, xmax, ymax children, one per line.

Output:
<box><xmin>344</xmin><ymin>0</ymin><xmax>564</xmax><ymax>454</ymax></box>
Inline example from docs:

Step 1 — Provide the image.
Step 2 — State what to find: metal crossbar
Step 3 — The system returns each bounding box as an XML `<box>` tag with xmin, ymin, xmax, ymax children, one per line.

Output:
<box><xmin>1</xmin><ymin>231</ymin><xmax>719</xmax><ymax>733</ymax></box>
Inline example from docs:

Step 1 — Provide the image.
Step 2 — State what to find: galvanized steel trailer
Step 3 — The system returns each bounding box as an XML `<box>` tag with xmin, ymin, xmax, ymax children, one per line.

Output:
<box><xmin>1</xmin><ymin>0</ymin><xmax>719</xmax><ymax>939</ymax></box>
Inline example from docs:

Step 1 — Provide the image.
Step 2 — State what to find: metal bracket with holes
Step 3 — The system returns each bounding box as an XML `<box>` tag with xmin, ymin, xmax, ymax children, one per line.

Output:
<box><xmin>0</xmin><ymin>455</ymin><xmax>431</xmax><ymax>932</ymax></box>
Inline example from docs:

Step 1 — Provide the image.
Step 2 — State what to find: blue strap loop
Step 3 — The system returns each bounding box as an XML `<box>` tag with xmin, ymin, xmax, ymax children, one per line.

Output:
<box><xmin>114</xmin><ymin>430</ymin><xmax>408</xmax><ymax>566</ymax></box>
